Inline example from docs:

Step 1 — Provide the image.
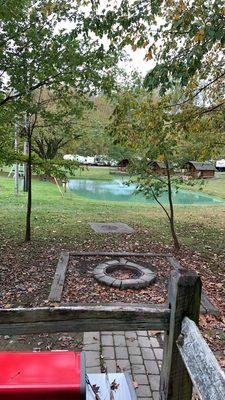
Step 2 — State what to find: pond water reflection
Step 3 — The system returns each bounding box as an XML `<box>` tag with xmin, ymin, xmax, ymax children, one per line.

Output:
<box><xmin>68</xmin><ymin>179</ymin><xmax>224</xmax><ymax>205</ymax></box>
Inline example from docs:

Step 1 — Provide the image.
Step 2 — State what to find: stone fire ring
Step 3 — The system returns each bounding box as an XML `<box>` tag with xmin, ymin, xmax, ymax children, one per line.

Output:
<box><xmin>93</xmin><ymin>258</ymin><xmax>156</xmax><ymax>289</ymax></box>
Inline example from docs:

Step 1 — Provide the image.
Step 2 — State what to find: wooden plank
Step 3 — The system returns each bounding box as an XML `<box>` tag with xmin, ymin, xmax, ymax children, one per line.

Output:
<box><xmin>48</xmin><ymin>251</ymin><xmax>70</xmax><ymax>302</ymax></box>
<box><xmin>201</xmin><ymin>292</ymin><xmax>219</xmax><ymax>316</ymax></box>
<box><xmin>0</xmin><ymin>305</ymin><xmax>170</xmax><ymax>335</ymax></box>
<box><xmin>69</xmin><ymin>251</ymin><xmax>170</xmax><ymax>257</ymax></box>
<box><xmin>166</xmin><ymin>256</ymin><xmax>183</xmax><ymax>270</ymax></box>
<box><xmin>177</xmin><ymin>317</ymin><xmax>225</xmax><ymax>400</ymax></box>
<box><xmin>159</xmin><ymin>268</ymin><xmax>202</xmax><ymax>400</ymax></box>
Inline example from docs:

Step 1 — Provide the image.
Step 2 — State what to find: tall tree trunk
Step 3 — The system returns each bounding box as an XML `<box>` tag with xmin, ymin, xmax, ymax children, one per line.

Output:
<box><xmin>25</xmin><ymin>131</ymin><xmax>32</xmax><ymax>242</ymax></box>
<box><xmin>165</xmin><ymin>160</ymin><xmax>180</xmax><ymax>250</ymax></box>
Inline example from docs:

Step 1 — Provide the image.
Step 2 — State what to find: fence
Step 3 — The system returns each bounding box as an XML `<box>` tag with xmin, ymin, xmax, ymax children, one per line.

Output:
<box><xmin>0</xmin><ymin>267</ymin><xmax>224</xmax><ymax>399</ymax></box>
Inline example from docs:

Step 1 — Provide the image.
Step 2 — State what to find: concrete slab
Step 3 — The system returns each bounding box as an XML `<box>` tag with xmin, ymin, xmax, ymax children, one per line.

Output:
<box><xmin>90</xmin><ymin>222</ymin><xmax>135</xmax><ymax>234</ymax></box>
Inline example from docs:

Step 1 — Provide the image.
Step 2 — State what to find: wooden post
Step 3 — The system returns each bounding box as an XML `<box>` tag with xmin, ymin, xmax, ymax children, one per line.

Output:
<box><xmin>160</xmin><ymin>268</ymin><xmax>202</xmax><ymax>400</ymax></box>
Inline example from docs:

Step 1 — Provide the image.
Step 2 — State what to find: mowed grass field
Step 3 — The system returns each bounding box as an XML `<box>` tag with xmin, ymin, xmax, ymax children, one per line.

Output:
<box><xmin>0</xmin><ymin>168</ymin><xmax>225</xmax><ymax>262</ymax></box>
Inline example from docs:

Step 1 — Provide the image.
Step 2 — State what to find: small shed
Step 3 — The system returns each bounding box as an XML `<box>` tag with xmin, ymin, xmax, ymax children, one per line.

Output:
<box><xmin>118</xmin><ymin>159</ymin><xmax>129</xmax><ymax>172</ymax></box>
<box><xmin>149</xmin><ymin>161</ymin><xmax>173</xmax><ymax>175</ymax></box>
<box><xmin>184</xmin><ymin>161</ymin><xmax>216</xmax><ymax>178</ymax></box>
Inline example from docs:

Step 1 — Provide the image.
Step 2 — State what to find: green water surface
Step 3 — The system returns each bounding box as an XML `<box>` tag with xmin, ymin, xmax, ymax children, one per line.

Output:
<box><xmin>68</xmin><ymin>179</ymin><xmax>224</xmax><ymax>205</ymax></box>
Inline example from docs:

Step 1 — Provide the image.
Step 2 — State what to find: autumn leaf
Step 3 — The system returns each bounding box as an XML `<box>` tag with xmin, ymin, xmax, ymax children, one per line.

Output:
<box><xmin>110</xmin><ymin>379</ymin><xmax>120</xmax><ymax>391</ymax></box>
<box><xmin>145</xmin><ymin>51</ymin><xmax>153</xmax><ymax>60</ymax></box>
<box><xmin>133</xmin><ymin>380</ymin><xmax>139</xmax><ymax>388</ymax></box>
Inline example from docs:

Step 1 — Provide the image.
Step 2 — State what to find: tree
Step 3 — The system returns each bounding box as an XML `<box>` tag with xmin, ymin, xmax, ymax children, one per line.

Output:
<box><xmin>109</xmin><ymin>89</ymin><xmax>183</xmax><ymax>250</ymax></box>
<box><xmin>69</xmin><ymin>95</ymin><xmax>113</xmax><ymax>156</ymax></box>
<box><xmin>0</xmin><ymin>0</ymin><xmax>120</xmax><ymax>108</ymax></box>
<box><xmin>66</xmin><ymin>95</ymin><xmax>133</xmax><ymax>162</ymax></box>
<box><xmin>109</xmin><ymin>84</ymin><xmax>225</xmax><ymax>250</ymax></box>
<box><xmin>176</xmin><ymin>105</ymin><xmax>225</xmax><ymax>161</ymax></box>
<box><xmin>143</xmin><ymin>0</ymin><xmax>225</xmax><ymax>106</ymax></box>
<box><xmin>31</xmin><ymin>88</ymin><xmax>89</xmax><ymax>160</ymax></box>
<box><xmin>15</xmin><ymin>87</ymin><xmax>83</xmax><ymax>241</ymax></box>
<box><xmin>0</xmin><ymin>0</ymin><xmax>123</xmax><ymax>242</ymax></box>
<box><xmin>91</xmin><ymin>0</ymin><xmax>225</xmax><ymax>112</ymax></box>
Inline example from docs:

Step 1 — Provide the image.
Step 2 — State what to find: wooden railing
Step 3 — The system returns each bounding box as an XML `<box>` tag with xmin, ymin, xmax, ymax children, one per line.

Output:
<box><xmin>177</xmin><ymin>317</ymin><xmax>225</xmax><ymax>400</ymax></box>
<box><xmin>0</xmin><ymin>267</ymin><xmax>224</xmax><ymax>399</ymax></box>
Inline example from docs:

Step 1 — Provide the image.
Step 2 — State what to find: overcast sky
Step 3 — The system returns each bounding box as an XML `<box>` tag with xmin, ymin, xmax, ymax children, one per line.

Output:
<box><xmin>119</xmin><ymin>46</ymin><xmax>155</xmax><ymax>77</ymax></box>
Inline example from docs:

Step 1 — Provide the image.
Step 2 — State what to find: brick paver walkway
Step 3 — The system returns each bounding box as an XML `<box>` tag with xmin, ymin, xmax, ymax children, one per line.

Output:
<box><xmin>83</xmin><ymin>330</ymin><xmax>164</xmax><ymax>399</ymax></box>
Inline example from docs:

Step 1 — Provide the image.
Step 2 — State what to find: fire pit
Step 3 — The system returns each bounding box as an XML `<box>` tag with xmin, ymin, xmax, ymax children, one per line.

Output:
<box><xmin>93</xmin><ymin>258</ymin><xmax>156</xmax><ymax>289</ymax></box>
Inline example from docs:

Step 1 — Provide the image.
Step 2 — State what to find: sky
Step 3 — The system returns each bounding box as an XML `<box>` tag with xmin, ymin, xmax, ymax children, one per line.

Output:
<box><xmin>60</xmin><ymin>1</ymin><xmax>156</xmax><ymax>79</ymax></box>
<box><xmin>118</xmin><ymin>47</ymin><xmax>155</xmax><ymax>77</ymax></box>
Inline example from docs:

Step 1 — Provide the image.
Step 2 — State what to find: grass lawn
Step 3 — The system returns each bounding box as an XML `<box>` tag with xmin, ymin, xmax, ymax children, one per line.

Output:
<box><xmin>71</xmin><ymin>165</ymin><xmax>115</xmax><ymax>180</ymax></box>
<box><xmin>0</xmin><ymin>172</ymin><xmax>225</xmax><ymax>260</ymax></box>
<box><xmin>0</xmin><ymin>172</ymin><xmax>224</xmax><ymax>361</ymax></box>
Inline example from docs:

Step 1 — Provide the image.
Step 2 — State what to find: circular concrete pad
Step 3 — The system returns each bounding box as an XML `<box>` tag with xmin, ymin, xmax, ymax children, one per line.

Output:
<box><xmin>93</xmin><ymin>258</ymin><xmax>156</xmax><ymax>289</ymax></box>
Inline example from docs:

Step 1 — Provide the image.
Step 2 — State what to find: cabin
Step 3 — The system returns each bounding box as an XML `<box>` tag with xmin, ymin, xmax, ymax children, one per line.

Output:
<box><xmin>148</xmin><ymin>161</ymin><xmax>173</xmax><ymax>175</ymax></box>
<box><xmin>118</xmin><ymin>159</ymin><xmax>129</xmax><ymax>172</ymax></box>
<box><xmin>184</xmin><ymin>161</ymin><xmax>216</xmax><ymax>179</ymax></box>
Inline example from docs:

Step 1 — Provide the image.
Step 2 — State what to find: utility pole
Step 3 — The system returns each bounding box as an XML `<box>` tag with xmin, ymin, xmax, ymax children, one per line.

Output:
<box><xmin>23</xmin><ymin>139</ymin><xmax>29</xmax><ymax>192</ymax></box>
<box><xmin>23</xmin><ymin>112</ymin><xmax>30</xmax><ymax>192</ymax></box>
<box><xmin>14</xmin><ymin>122</ymin><xmax>19</xmax><ymax>195</ymax></box>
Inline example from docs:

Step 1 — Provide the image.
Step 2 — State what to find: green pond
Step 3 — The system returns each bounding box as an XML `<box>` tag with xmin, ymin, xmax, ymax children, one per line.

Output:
<box><xmin>68</xmin><ymin>179</ymin><xmax>224</xmax><ymax>205</ymax></box>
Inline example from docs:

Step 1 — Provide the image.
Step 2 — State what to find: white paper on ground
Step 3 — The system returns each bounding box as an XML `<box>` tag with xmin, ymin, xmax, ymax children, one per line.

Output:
<box><xmin>86</xmin><ymin>373</ymin><xmax>137</xmax><ymax>400</ymax></box>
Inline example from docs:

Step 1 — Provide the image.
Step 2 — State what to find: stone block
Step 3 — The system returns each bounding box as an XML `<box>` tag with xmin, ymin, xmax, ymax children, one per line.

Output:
<box><xmin>137</xmin><ymin>331</ymin><xmax>148</xmax><ymax>336</ymax></box>
<box><xmin>115</xmin><ymin>346</ymin><xmax>128</xmax><ymax>359</ymax></box>
<box><xmin>116</xmin><ymin>359</ymin><xmax>131</xmax><ymax>372</ymax></box>
<box><xmin>152</xmin><ymin>392</ymin><xmax>159</xmax><ymax>400</ymax></box>
<box><xmin>125</xmin><ymin>331</ymin><xmax>137</xmax><ymax>339</ymax></box>
<box><xmin>149</xmin><ymin>375</ymin><xmax>160</xmax><ymax>391</ymax></box>
<box><xmin>149</xmin><ymin>337</ymin><xmax>160</xmax><ymax>348</ymax></box>
<box><xmin>86</xmin><ymin>366</ymin><xmax>101</xmax><ymax>373</ymax></box>
<box><xmin>138</xmin><ymin>336</ymin><xmax>151</xmax><ymax>348</ymax></box>
<box><xmin>154</xmin><ymin>348</ymin><xmax>163</xmax><ymax>360</ymax></box>
<box><xmin>133</xmin><ymin>374</ymin><xmax>149</xmax><ymax>385</ymax></box>
<box><xmin>136</xmin><ymin>385</ymin><xmax>151</xmax><ymax>397</ymax></box>
<box><xmin>104</xmin><ymin>359</ymin><xmax>117</xmax><ymax>372</ymax></box>
<box><xmin>83</xmin><ymin>342</ymin><xmax>99</xmax><ymax>351</ymax></box>
<box><xmin>83</xmin><ymin>332</ymin><xmax>100</xmax><ymax>345</ymax></box>
<box><xmin>127</xmin><ymin>338</ymin><xmax>139</xmax><ymax>347</ymax></box>
<box><xmin>141</xmin><ymin>348</ymin><xmax>155</xmax><ymax>360</ymax></box>
<box><xmin>130</xmin><ymin>355</ymin><xmax>143</xmax><ymax>365</ymax></box>
<box><xmin>145</xmin><ymin>360</ymin><xmax>159</xmax><ymax>375</ymax></box>
<box><xmin>102</xmin><ymin>346</ymin><xmax>115</xmax><ymax>360</ymax></box>
<box><xmin>101</xmin><ymin>335</ymin><xmax>113</xmax><ymax>347</ymax></box>
<box><xmin>128</xmin><ymin>346</ymin><xmax>141</xmax><ymax>355</ymax></box>
<box><xmin>85</xmin><ymin>351</ymin><xmax>100</xmax><ymax>368</ymax></box>
<box><xmin>132</xmin><ymin>364</ymin><xmax>146</xmax><ymax>374</ymax></box>
<box><xmin>114</xmin><ymin>335</ymin><xmax>126</xmax><ymax>347</ymax></box>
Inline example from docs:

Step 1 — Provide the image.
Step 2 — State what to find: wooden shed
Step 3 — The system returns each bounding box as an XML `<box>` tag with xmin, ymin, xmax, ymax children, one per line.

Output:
<box><xmin>184</xmin><ymin>161</ymin><xmax>216</xmax><ymax>178</ymax></box>
<box><xmin>118</xmin><ymin>159</ymin><xmax>129</xmax><ymax>172</ymax></box>
<box><xmin>149</xmin><ymin>161</ymin><xmax>173</xmax><ymax>175</ymax></box>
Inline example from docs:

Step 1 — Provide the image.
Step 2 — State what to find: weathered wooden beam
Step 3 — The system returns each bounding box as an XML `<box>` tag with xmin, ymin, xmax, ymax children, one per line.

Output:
<box><xmin>48</xmin><ymin>251</ymin><xmax>70</xmax><ymax>302</ymax></box>
<box><xmin>166</xmin><ymin>256</ymin><xmax>183</xmax><ymax>270</ymax></box>
<box><xmin>159</xmin><ymin>268</ymin><xmax>202</xmax><ymax>400</ymax></box>
<box><xmin>0</xmin><ymin>304</ymin><xmax>170</xmax><ymax>335</ymax></box>
<box><xmin>177</xmin><ymin>317</ymin><xmax>225</xmax><ymax>400</ymax></box>
<box><xmin>69</xmin><ymin>251</ymin><xmax>170</xmax><ymax>257</ymax></box>
<box><xmin>201</xmin><ymin>292</ymin><xmax>220</xmax><ymax>316</ymax></box>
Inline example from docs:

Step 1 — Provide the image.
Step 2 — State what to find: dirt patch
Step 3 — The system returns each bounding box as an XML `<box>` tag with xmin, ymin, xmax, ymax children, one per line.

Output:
<box><xmin>109</xmin><ymin>267</ymin><xmax>138</xmax><ymax>280</ymax></box>
<box><xmin>0</xmin><ymin>332</ymin><xmax>83</xmax><ymax>352</ymax></box>
<box><xmin>62</xmin><ymin>256</ymin><xmax>171</xmax><ymax>305</ymax></box>
<box><xmin>0</xmin><ymin>241</ymin><xmax>58</xmax><ymax>308</ymax></box>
